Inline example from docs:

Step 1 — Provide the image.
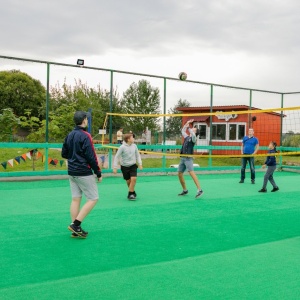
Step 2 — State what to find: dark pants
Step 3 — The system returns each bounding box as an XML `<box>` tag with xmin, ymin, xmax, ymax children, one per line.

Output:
<box><xmin>241</xmin><ymin>157</ymin><xmax>255</xmax><ymax>181</ymax></box>
<box><xmin>262</xmin><ymin>165</ymin><xmax>278</xmax><ymax>189</ymax></box>
<box><xmin>142</xmin><ymin>142</ymin><xmax>146</xmax><ymax>151</ymax></box>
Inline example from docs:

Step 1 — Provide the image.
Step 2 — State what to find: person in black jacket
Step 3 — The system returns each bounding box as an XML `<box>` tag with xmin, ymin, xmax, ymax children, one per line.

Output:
<box><xmin>258</xmin><ymin>141</ymin><xmax>279</xmax><ymax>193</ymax></box>
<box><xmin>62</xmin><ymin>111</ymin><xmax>102</xmax><ymax>238</ymax></box>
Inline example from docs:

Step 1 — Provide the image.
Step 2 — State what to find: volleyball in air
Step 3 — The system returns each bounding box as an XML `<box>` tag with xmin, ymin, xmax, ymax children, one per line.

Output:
<box><xmin>179</xmin><ymin>72</ymin><xmax>187</xmax><ymax>81</ymax></box>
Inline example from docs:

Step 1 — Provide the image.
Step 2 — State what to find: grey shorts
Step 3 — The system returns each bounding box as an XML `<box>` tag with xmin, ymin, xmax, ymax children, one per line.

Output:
<box><xmin>69</xmin><ymin>175</ymin><xmax>99</xmax><ymax>201</ymax></box>
<box><xmin>178</xmin><ymin>157</ymin><xmax>194</xmax><ymax>172</ymax></box>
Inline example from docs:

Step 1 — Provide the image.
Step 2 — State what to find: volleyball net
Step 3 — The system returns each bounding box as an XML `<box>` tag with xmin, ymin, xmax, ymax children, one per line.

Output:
<box><xmin>101</xmin><ymin>105</ymin><xmax>300</xmax><ymax>161</ymax></box>
<box><xmin>1</xmin><ymin>107</ymin><xmax>299</xmax><ymax>177</ymax></box>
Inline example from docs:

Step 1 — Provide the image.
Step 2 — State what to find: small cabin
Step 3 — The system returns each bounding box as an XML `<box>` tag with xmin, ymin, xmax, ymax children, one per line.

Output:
<box><xmin>177</xmin><ymin>105</ymin><xmax>283</xmax><ymax>154</ymax></box>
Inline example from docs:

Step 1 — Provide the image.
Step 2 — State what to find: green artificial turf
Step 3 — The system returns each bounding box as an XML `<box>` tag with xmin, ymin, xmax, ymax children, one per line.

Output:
<box><xmin>0</xmin><ymin>172</ymin><xmax>299</xmax><ymax>299</ymax></box>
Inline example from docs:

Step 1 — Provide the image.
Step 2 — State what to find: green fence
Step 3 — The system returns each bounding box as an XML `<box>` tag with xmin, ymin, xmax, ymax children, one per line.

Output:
<box><xmin>0</xmin><ymin>55</ymin><xmax>300</xmax><ymax>177</ymax></box>
<box><xmin>1</xmin><ymin>142</ymin><xmax>299</xmax><ymax>178</ymax></box>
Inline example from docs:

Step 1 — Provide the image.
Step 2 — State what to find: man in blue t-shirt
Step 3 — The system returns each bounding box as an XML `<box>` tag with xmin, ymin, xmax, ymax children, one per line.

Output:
<box><xmin>240</xmin><ymin>128</ymin><xmax>259</xmax><ymax>184</ymax></box>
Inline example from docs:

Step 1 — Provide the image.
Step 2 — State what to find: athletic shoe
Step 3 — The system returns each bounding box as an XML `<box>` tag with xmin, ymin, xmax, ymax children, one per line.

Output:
<box><xmin>258</xmin><ymin>188</ymin><xmax>267</xmax><ymax>193</ymax></box>
<box><xmin>71</xmin><ymin>229</ymin><xmax>89</xmax><ymax>238</ymax></box>
<box><xmin>128</xmin><ymin>194</ymin><xmax>136</xmax><ymax>200</ymax></box>
<box><xmin>195</xmin><ymin>190</ymin><xmax>204</xmax><ymax>198</ymax></box>
<box><xmin>251</xmin><ymin>180</ymin><xmax>255</xmax><ymax>184</ymax></box>
<box><xmin>68</xmin><ymin>223</ymin><xmax>87</xmax><ymax>238</ymax></box>
<box><xmin>178</xmin><ymin>190</ymin><xmax>188</xmax><ymax>196</ymax></box>
<box><xmin>239</xmin><ymin>180</ymin><xmax>244</xmax><ymax>183</ymax></box>
<box><xmin>133</xmin><ymin>191</ymin><xmax>137</xmax><ymax>197</ymax></box>
<box><xmin>271</xmin><ymin>187</ymin><xmax>279</xmax><ymax>192</ymax></box>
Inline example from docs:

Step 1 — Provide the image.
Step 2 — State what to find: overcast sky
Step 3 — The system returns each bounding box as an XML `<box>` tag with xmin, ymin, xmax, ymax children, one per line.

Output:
<box><xmin>1</xmin><ymin>0</ymin><xmax>300</xmax><ymax>109</ymax></box>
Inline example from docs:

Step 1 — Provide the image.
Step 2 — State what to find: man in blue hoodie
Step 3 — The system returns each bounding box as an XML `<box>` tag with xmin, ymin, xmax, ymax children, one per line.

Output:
<box><xmin>62</xmin><ymin>111</ymin><xmax>102</xmax><ymax>238</ymax></box>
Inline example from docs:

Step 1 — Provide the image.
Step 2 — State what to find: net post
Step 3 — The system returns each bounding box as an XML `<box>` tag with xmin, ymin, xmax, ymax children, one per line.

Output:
<box><xmin>208</xmin><ymin>85</ymin><xmax>213</xmax><ymax>167</ymax></box>
<box><xmin>44</xmin><ymin>63</ymin><xmax>50</xmax><ymax>171</ymax></box>
<box><xmin>162</xmin><ymin>78</ymin><xmax>167</xmax><ymax>170</ymax></box>
<box><xmin>249</xmin><ymin>89</ymin><xmax>252</xmax><ymax>127</ymax></box>
<box><xmin>279</xmin><ymin>93</ymin><xmax>284</xmax><ymax>168</ymax></box>
<box><xmin>108</xmin><ymin>71</ymin><xmax>114</xmax><ymax>169</ymax></box>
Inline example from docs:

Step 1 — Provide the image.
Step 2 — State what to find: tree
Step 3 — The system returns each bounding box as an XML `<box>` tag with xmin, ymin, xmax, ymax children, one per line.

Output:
<box><xmin>120</xmin><ymin>80</ymin><xmax>161</xmax><ymax>134</ymax></box>
<box><xmin>48</xmin><ymin>79</ymin><xmax>122</xmax><ymax>138</ymax></box>
<box><xmin>166</xmin><ymin>99</ymin><xmax>190</xmax><ymax>138</ymax></box>
<box><xmin>24</xmin><ymin>103</ymin><xmax>77</xmax><ymax>142</ymax></box>
<box><xmin>19</xmin><ymin>109</ymin><xmax>41</xmax><ymax>134</ymax></box>
<box><xmin>0</xmin><ymin>70</ymin><xmax>46</xmax><ymax>118</ymax></box>
<box><xmin>282</xmin><ymin>132</ymin><xmax>300</xmax><ymax>148</ymax></box>
<box><xmin>0</xmin><ymin>108</ymin><xmax>20</xmax><ymax>141</ymax></box>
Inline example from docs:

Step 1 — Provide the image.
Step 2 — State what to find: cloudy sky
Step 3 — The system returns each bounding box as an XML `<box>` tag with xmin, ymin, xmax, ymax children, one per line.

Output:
<box><xmin>1</xmin><ymin>0</ymin><xmax>300</xmax><ymax>109</ymax></box>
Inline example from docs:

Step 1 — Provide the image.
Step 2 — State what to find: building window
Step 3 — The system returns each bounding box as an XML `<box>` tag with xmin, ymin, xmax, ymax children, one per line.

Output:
<box><xmin>212</xmin><ymin>124</ymin><xmax>226</xmax><ymax>140</ymax></box>
<box><xmin>229</xmin><ymin>124</ymin><xmax>237</xmax><ymax>140</ymax></box>
<box><xmin>199</xmin><ymin>125</ymin><xmax>207</xmax><ymax>139</ymax></box>
<box><xmin>194</xmin><ymin>123</ymin><xmax>207</xmax><ymax>139</ymax></box>
<box><xmin>229</xmin><ymin>123</ymin><xmax>245</xmax><ymax>141</ymax></box>
<box><xmin>238</xmin><ymin>124</ymin><xmax>245</xmax><ymax>140</ymax></box>
<box><xmin>213</xmin><ymin>123</ymin><xmax>245</xmax><ymax>141</ymax></box>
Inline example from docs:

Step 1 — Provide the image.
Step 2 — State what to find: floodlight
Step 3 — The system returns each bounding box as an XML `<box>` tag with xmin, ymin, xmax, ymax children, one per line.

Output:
<box><xmin>77</xmin><ymin>59</ymin><xmax>84</xmax><ymax>66</ymax></box>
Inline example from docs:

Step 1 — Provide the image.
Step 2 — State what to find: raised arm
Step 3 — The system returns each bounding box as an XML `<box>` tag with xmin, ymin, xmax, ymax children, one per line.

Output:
<box><xmin>182</xmin><ymin>119</ymin><xmax>194</xmax><ymax>138</ymax></box>
<box><xmin>188</xmin><ymin>127</ymin><xmax>197</xmax><ymax>143</ymax></box>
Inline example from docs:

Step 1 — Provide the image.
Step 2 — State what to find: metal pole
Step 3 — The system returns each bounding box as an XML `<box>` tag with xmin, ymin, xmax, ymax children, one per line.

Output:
<box><xmin>45</xmin><ymin>63</ymin><xmax>50</xmax><ymax>171</ymax></box>
<box><xmin>279</xmin><ymin>93</ymin><xmax>284</xmax><ymax>167</ymax></box>
<box><xmin>208</xmin><ymin>85</ymin><xmax>213</xmax><ymax>168</ymax></box>
<box><xmin>87</xmin><ymin>108</ymin><xmax>92</xmax><ymax>134</ymax></box>
<box><xmin>249</xmin><ymin>89</ymin><xmax>253</xmax><ymax>128</ymax></box>
<box><xmin>108</xmin><ymin>71</ymin><xmax>113</xmax><ymax>169</ymax></box>
<box><xmin>162</xmin><ymin>78</ymin><xmax>167</xmax><ymax>169</ymax></box>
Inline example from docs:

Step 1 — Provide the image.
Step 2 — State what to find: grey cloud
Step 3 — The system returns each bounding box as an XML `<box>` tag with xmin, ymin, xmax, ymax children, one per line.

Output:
<box><xmin>1</xmin><ymin>0</ymin><xmax>300</xmax><ymax>60</ymax></box>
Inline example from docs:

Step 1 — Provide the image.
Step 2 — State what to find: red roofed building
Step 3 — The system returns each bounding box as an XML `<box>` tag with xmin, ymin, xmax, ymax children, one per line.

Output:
<box><xmin>177</xmin><ymin>105</ymin><xmax>283</xmax><ymax>154</ymax></box>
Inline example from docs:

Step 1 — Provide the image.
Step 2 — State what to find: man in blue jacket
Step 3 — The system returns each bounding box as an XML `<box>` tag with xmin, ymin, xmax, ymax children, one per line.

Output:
<box><xmin>62</xmin><ymin>111</ymin><xmax>102</xmax><ymax>238</ymax></box>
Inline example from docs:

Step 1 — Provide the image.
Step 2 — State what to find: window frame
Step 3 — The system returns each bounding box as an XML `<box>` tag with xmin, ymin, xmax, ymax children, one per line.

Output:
<box><xmin>211</xmin><ymin>122</ymin><xmax>246</xmax><ymax>142</ymax></box>
<box><xmin>211</xmin><ymin>123</ymin><xmax>227</xmax><ymax>141</ymax></box>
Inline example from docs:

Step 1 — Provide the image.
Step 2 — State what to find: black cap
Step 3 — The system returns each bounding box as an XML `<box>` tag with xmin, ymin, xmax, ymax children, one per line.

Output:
<box><xmin>74</xmin><ymin>111</ymin><xmax>87</xmax><ymax>125</ymax></box>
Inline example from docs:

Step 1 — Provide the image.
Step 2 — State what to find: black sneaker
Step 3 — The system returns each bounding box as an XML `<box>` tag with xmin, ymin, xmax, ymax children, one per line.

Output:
<box><xmin>258</xmin><ymin>188</ymin><xmax>267</xmax><ymax>193</ymax></box>
<box><xmin>178</xmin><ymin>190</ymin><xmax>188</xmax><ymax>196</ymax></box>
<box><xmin>128</xmin><ymin>194</ymin><xmax>136</xmax><ymax>200</ymax></box>
<box><xmin>71</xmin><ymin>228</ymin><xmax>89</xmax><ymax>238</ymax></box>
<box><xmin>195</xmin><ymin>190</ymin><xmax>204</xmax><ymax>198</ymax></box>
<box><xmin>271</xmin><ymin>187</ymin><xmax>279</xmax><ymax>192</ymax></box>
<box><xmin>68</xmin><ymin>223</ymin><xmax>87</xmax><ymax>238</ymax></box>
<box><xmin>239</xmin><ymin>180</ymin><xmax>244</xmax><ymax>183</ymax></box>
<box><xmin>133</xmin><ymin>191</ymin><xmax>137</xmax><ymax>197</ymax></box>
<box><xmin>251</xmin><ymin>180</ymin><xmax>255</xmax><ymax>184</ymax></box>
